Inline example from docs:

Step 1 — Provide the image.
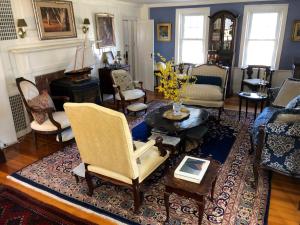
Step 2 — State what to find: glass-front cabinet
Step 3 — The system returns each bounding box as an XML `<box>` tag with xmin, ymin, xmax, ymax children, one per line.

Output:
<box><xmin>208</xmin><ymin>10</ymin><xmax>238</xmax><ymax>96</ymax></box>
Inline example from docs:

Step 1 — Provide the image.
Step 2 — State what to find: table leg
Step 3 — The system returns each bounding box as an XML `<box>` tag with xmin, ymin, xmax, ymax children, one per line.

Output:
<box><xmin>197</xmin><ymin>197</ymin><xmax>205</xmax><ymax>225</ymax></box>
<box><xmin>210</xmin><ymin>178</ymin><xmax>217</xmax><ymax>201</ymax></box>
<box><xmin>164</xmin><ymin>192</ymin><xmax>170</xmax><ymax>223</ymax></box>
<box><xmin>238</xmin><ymin>97</ymin><xmax>242</xmax><ymax>121</ymax></box>
<box><xmin>254</xmin><ymin>102</ymin><xmax>258</xmax><ymax>119</ymax></box>
<box><xmin>245</xmin><ymin>100</ymin><xmax>248</xmax><ymax>118</ymax></box>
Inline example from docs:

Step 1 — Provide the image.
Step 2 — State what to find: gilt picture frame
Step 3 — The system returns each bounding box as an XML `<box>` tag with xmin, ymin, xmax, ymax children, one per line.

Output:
<box><xmin>292</xmin><ymin>20</ymin><xmax>300</xmax><ymax>41</ymax></box>
<box><xmin>157</xmin><ymin>23</ymin><xmax>171</xmax><ymax>42</ymax></box>
<box><xmin>95</xmin><ymin>13</ymin><xmax>116</xmax><ymax>49</ymax></box>
<box><xmin>32</xmin><ymin>0</ymin><xmax>77</xmax><ymax>40</ymax></box>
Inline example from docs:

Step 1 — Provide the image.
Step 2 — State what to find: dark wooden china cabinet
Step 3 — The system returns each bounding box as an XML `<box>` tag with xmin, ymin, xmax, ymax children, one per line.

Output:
<box><xmin>208</xmin><ymin>11</ymin><xmax>239</xmax><ymax>96</ymax></box>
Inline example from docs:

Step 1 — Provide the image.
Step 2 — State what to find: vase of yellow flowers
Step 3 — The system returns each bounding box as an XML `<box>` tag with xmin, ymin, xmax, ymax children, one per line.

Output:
<box><xmin>155</xmin><ymin>54</ymin><xmax>194</xmax><ymax>116</ymax></box>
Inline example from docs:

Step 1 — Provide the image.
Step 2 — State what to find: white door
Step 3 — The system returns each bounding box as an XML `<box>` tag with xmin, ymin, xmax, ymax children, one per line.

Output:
<box><xmin>123</xmin><ymin>19</ymin><xmax>137</xmax><ymax>78</ymax></box>
<box><xmin>136</xmin><ymin>20</ymin><xmax>154</xmax><ymax>91</ymax></box>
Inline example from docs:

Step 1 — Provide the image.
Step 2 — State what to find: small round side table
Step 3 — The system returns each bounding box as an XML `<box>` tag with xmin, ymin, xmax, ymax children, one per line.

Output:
<box><xmin>238</xmin><ymin>92</ymin><xmax>268</xmax><ymax>120</ymax></box>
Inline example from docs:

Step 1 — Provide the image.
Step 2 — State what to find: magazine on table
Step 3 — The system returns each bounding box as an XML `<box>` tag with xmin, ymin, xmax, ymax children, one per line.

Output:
<box><xmin>174</xmin><ymin>156</ymin><xmax>210</xmax><ymax>184</ymax></box>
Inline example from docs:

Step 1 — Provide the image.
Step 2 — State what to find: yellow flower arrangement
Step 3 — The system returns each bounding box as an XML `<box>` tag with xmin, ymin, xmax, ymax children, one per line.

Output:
<box><xmin>155</xmin><ymin>54</ymin><xmax>195</xmax><ymax>103</ymax></box>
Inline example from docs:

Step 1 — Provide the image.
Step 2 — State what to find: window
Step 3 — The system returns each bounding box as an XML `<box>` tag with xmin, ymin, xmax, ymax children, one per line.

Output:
<box><xmin>239</xmin><ymin>4</ymin><xmax>288</xmax><ymax>69</ymax></box>
<box><xmin>175</xmin><ymin>8</ymin><xmax>210</xmax><ymax>64</ymax></box>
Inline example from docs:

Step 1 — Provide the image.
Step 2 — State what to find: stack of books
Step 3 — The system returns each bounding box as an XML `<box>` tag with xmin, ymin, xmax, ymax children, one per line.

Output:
<box><xmin>174</xmin><ymin>156</ymin><xmax>210</xmax><ymax>184</ymax></box>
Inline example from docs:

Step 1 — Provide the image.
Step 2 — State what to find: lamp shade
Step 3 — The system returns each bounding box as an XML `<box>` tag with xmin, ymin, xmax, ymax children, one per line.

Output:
<box><xmin>83</xmin><ymin>18</ymin><xmax>90</xmax><ymax>25</ymax></box>
<box><xmin>17</xmin><ymin>19</ymin><xmax>27</xmax><ymax>27</ymax></box>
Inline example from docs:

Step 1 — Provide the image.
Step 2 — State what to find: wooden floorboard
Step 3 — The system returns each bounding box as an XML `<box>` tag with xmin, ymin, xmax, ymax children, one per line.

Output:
<box><xmin>0</xmin><ymin>94</ymin><xmax>299</xmax><ymax>225</ymax></box>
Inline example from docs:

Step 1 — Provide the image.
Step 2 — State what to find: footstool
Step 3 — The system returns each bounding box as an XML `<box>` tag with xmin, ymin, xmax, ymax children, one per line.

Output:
<box><xmin>164</xmin><ymin>158</ymin><xmax>221</xmax><ymax>224</ymax></box>
<box><xmin>127</xmin><ymin>103</ymin><xmax>148</xmax><ymax>115</ymax></box>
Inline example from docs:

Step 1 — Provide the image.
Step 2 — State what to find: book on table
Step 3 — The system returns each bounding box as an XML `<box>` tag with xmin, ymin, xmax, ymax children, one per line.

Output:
<box><xmin>174</xmin><ymin>156</ymin><xmax>210</xmax><ymax>184</ymax></box>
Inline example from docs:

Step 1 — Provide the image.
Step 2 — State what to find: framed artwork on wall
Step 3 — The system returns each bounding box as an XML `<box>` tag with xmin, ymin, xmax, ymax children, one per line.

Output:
<box><xmin>292</xmin><ymin>20</ymin><xmax>300</xmax><ymax>41</ymax></box>
<box><xmin>157</xmin><ymin>23</ymin><xmax>171</xmax><ymax>42</ymax></box>
<box><xmin>32</xmin><ymin>0</ymin><xmax>77</xmax><ymax>40</ymax></box>
<box><xmin>95</xmin><ymin>13</ymin><xmax>116</xmax><ymax>49</ymax></box>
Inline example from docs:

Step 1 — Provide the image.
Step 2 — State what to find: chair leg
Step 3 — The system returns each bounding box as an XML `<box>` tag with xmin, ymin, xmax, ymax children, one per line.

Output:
<box><xmin>132</xmin><ymin>178</ymin><xmax>141</xmax><ymax>213</ymax></box>
<box><xmin>144</xmin><ymin>95</ymin><xmax>147</xmax><ymax>104</ymax></box>
<box><xmin>58</xmin><ymin>132</ymin><xmax>64</xmax><ymax>150</ymax></box>
<box><xmin>121</xmin><ymin>101</ymin><xmax>126</xmax><ymax>114</ymax></box>
<box><xmin>116</xmin><ymin>100</ymin><xmax>120</xmax><ymax>110</ymax></box>
<box><xmin>249</xmin><ymin>134</ymin><xmax>255</xmax><ymax>155</ymax></box>
<box><xmin>218</xmin><ymin>108</ymin><xmax>222</xmax><ymax>120</ymax></box>
<box><xmin>85</xmin><ymin>169</ymin><xmax>94</xmax><ymax>196</ymax></box>
<box><xmin>32</xmin><ymin>131</ymin><xmax>38</xmax><ymax>149</ymax></box>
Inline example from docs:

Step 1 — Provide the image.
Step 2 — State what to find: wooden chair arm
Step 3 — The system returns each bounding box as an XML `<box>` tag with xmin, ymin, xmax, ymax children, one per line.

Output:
<box><xmin>30</xmin><ymin>107</ymin><xmax>55</xmax><ymax>114</ymax></box>
<box><xmin>113</xmin><ymin>84</ymin><xmax>125</xmax><ymax>100</ymax></box>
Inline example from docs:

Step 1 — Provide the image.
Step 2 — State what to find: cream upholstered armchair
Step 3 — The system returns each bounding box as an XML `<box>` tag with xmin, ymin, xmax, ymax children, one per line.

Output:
<box><xmin>64</xmin><ymin>103</ymin><xmax>169</xmax><ymax>213</ymax></box>
<box><xmin>111</xmin><ymin>69</ymin><xmax>147</xmax><ymax>113</ymax></box>
<box><xmin>16</xmin><ymin>77</ymin><xmax>73</xmax><ymax>148</ymax></box>
<box><xmin>181</xmin><ymin>65</ymin><xmax>229</xmax><ymax>119</ymax></box>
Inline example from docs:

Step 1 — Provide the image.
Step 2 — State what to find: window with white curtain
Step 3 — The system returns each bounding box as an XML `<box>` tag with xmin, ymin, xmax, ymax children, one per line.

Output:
<box><xmin>175</xmin><ymin>8</ymin><xmax>210</xmax><ymax>64</ymax></box>
<box><xmin>239</xmin><ymin>4</ymin><xmax>288</xmax><ymax>69</ymax></box>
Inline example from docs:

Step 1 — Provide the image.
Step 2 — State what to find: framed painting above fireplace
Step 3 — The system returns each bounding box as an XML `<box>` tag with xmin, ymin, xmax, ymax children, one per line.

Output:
<box><xmin>32</xmin><ymin>0</ymin><xmax>77</xmax><ymax>40</ymax></box>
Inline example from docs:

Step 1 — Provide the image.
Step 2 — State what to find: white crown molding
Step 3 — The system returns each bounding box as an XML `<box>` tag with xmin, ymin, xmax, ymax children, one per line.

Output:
<box><xmin>146</xmin><ymin>0</ymin><xmax>278</xmax><ymax>8</ymax></box>
<box><xmin>82</xmin><ymin>0</ymin><xmax>141</xmax><ymax>8</ymax></box>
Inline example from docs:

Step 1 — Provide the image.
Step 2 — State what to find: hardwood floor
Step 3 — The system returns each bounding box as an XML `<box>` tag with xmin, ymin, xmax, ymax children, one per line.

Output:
<box><xmin>0</xmin><ymin>94</ymin><xmax>299</xmax><ymax>225</ymax></box>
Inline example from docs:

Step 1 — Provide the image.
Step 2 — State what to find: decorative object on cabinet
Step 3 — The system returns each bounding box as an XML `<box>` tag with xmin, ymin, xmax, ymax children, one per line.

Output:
<box><xmin>32</xmin><ymin>0</ymin><xmax>77</xmax><ymax>40</ymax></box>
<box><xmin>157</xmin><ymin>23</ymin><xmax>171</xmax><ymax>42</ymax></box>
<box><xmin>16</xmin><ymin>77</ymin><xmax>73</xmax><ymax>149</ymax></box>
<box><xmin>17</xmin><ymin>19</ymin><xmax>27</xmax><ymax>38</ymax></box>
<box><xmin>82</xmin><ymin>18</ymin><xmax>90</xmax><ymax>34</ymax></box>
<box><xmin>102</xmin><ymin>51</ymin><xmax>115</xmax><ymax>65</ymax></box>
<box><xmin>95</xmin><ymin>13</ymin><xmax>116</xmax><ymax>48</ymax></box>
<box><xmin>292</xmin><ymin>20</ymin><xmax>300</xmax><ymax>41</ymax></box>
<box><xmin>64</xmin><ymin>37</ymin><xmax>95</xmax><ymax>83</ymax></box>
<box><xmin>208</xmin><ymin>10</ymin><xmax>238</xmax><ymax>96</ymax></box>
<box><xmin>98</xmin><ymin>64</ymin><xmax>130</xmax><ymax>102</ymax></box>
<box><xmin>111</xmin><ymin>69</ymin><xmax>147</xmax><ymax>113</ymax></box>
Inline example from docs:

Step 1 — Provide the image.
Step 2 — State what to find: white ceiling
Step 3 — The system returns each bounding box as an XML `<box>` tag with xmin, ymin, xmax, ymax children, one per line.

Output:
<box><xmin>118</xmin><ymin>0</ymin><xmax>276</xmax><ymax>5</ymax></box>
<box><xmin>119</xmin><ymin>0</ymin><xmax>191</xmax><ymax>3</ymax></box>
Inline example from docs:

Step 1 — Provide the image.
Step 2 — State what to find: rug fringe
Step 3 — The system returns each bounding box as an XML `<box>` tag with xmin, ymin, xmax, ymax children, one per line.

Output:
<box><xmin>6</xmin><ymin>176</ymin><xmax>126</xmax><ymax>225</ymax></box>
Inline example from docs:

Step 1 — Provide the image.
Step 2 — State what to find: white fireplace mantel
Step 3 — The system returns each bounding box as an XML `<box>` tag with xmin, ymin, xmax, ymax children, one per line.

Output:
<box><xmin>9</xmin><ymin>39</ymin><xmax>84</xmax><ymax>54</ymax></box>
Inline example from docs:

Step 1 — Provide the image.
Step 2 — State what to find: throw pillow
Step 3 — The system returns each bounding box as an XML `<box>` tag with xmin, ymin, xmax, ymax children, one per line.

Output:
<box><xmin>195</xmin><ymin>75</ymin><xmax>222</xmax><ymax>87</ymax></box>
<box><xmin>28</xmin><ymin>91</ymin><xmax>55</xmax><ymax>124</ymax></box>
<box><xmin>286</xmin><ymin>95</ymin><xmax>300</xmax><ymax>109</ymax></box>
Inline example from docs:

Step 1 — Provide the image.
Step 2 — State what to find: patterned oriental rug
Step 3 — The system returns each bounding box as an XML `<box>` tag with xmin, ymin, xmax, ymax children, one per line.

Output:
<box><xmin>7</xmin><ymin>101</ymin><xmax>271</xmax><ymax>225</ymax></box>
<box><xmin>0</xmin><ymin>185</ymin><xmax>95</xmax><ymax>225</ymax></box>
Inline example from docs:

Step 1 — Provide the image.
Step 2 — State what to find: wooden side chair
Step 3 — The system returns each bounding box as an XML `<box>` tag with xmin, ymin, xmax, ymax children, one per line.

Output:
<box><xmin>241</xmin><ymin>65</ymin><xmax>274</xmax><ymax>92</ymax></box>
<box><xmin>64</xmin><ymin>103</ymin><xmax>169</xmax><ymax>213</ymax></box>
<box><xmin>111</xmin><ymin>69</ymin><xmax>147</xmax><ymax>113</ymax></box>
<box><xmin>16</xmin><ymin>77</ymin><xmax>73</xmax><ymax>148</ymax></box>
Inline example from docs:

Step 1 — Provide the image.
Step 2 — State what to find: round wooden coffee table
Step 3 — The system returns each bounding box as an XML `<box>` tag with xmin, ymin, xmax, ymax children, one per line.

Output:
<box><xmin>145</xmin><ymin>105</ymin><xmax>209</xmax><ymax>135</ymax></box>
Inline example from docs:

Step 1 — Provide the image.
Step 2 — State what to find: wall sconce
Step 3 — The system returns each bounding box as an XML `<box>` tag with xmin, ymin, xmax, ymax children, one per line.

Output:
<box><xmin>17</xmin><ymin>19</ymin><xmax>27</xmax><ymax>38</ymax></box>
<box><xmin>82</xmin><ymin>18</ymin><xmax>90</xmax><ymax>34</ymax></box>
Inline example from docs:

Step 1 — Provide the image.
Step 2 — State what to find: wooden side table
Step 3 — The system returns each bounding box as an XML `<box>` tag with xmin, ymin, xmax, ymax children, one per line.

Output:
<box><xmin>238</xmin><ymin>92</ymin><xmax>268</xmax><ymax>120</ymax></box>
<box><xmin>164</xmin><ymin>158</ymin><xmax>221</xmax><ymax>224</ymax></box>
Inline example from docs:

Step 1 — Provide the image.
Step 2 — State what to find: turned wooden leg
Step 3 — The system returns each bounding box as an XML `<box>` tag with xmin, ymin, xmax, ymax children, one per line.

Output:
<box><xmin>132</xmin><ymin>179</ymin><xmax>141</xmax><ymax>213</ymax></box>
<box><xmin>164</xmin><ymin>192</ymin><xmax>170</xmax><ymax>223</ymax></box>
<box><xmin>32</xmin><ymin>131</ymin><xmax>38</xmax><ymax>149</ymax></box>
<box><xmin>85</xmin><ymin>168</ymin><xmax>94</xmax><ymax>196</ymax></box>
<box><xmin>211</xmin><ymin>178</ymin><xmax>217</xmax><ymax>201</ymax></box>
<box><xmin>197</xmin><ymin>197</ymin><xmax>205</xmax><ymax>225</ymax></box>
<box><xmin>58</xmin><ymin>132</ymin><xmax>63</xmax><ymax>149</ymax></box>
<box><xmin>144</xmin><ymin>94</ymin><xmax>147</xmax><ymax>104</ymax></box>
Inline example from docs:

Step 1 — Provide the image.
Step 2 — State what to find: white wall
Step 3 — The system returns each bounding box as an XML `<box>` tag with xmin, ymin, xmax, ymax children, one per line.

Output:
<box><xmin>0</xmin><ymin>0</ymin><xmax>141</xmax><ymax>145</ymax></box>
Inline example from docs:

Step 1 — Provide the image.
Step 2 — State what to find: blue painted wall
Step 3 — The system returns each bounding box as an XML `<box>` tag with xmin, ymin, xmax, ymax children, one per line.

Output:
<box><xmin>150</xmin><ymin>0</ymin><xmax>300</xmax><ymax>70</ymax></box>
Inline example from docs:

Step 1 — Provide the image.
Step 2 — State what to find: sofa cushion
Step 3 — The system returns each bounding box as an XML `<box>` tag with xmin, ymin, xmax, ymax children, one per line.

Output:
<box><xmin>116</xmin><ymin>89</ymin><xmax>145</xmax><ymax>101</ymax></box>
<box><xmin>182</xmin><ymin>84</ymin><xmax>223</xmax><ymax>101</ymax></box>
<box><xmin>28</xmin><ymin>91</ymin><xmax>56</xmax><ymax>124</ymax></box>
<box><xmin>195</xmin><ymin>75</ymin><xmax>222</xmax><ymax>87</ymax></box>
<box><xmin>273</xmin><ymin>79</ymin><xmax>300</xmax><ymax>107</ymax></box>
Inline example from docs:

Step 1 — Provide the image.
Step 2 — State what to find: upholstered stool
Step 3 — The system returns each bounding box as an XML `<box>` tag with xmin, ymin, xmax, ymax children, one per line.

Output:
<box><xmin>127</xmin><ymin>103</ymin><xmax>148</xmax><ymax>115</ymax></box>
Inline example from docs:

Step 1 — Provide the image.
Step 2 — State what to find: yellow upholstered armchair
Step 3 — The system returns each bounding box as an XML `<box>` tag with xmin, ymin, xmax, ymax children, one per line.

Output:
<box><xmin>64</xmin><ymin>103</ymin><xmax>169</xmax><ymax>213</ymax></box>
